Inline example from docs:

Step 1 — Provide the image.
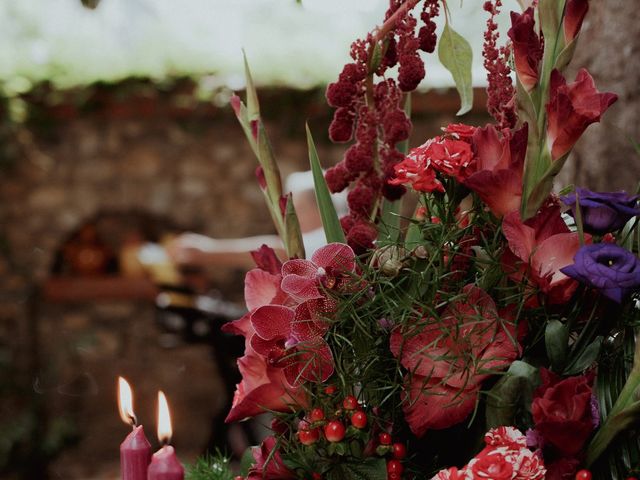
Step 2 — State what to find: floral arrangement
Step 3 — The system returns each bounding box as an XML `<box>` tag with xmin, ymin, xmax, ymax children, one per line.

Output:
<box><xmin>205</xmin><ymin>1</ymin><xmax>640</xmax><ymax>479</ymax></box>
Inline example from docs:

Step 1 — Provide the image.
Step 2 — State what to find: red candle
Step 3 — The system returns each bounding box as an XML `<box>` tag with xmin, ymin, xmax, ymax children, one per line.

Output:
<box><xmin>148</xmin><ymin>391</ymin><xmax>184</xmax><ymax>480</ymax></box>
<box><xmin>121</xmin><ymin>425</ymin><xmax>152</xmax><ymax>480</ymax></box>
<box><xmin>147</xmin><ymin>445</ymin><xmax>184</xmax><ymax>480</ymax></box>
<box><xmin>118</xmin><ymin>377</ymin><xmax>152</xmax><ymax>480</ymax></box>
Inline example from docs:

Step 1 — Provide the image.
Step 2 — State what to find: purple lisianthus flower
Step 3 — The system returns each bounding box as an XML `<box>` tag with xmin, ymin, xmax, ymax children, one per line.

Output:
<box><xmin>561</xmin><ymin>243</ymin><xmax>640</xmax><ymax>303</ymax></box>
<box><xmin>561</xmin><ymin>187</ymin><xmax>640</xmax><ymax>235</ymax></box>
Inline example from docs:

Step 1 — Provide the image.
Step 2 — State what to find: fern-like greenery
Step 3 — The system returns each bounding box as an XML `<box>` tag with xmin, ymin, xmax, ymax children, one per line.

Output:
<box><xmin>185</xmin><ymin>452</ymin><xmax>235</xmax><ymax>480</ymax></box>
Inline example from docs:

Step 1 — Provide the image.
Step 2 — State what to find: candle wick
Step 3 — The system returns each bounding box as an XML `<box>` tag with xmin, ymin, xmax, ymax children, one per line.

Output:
<box><xmin>160</xmin><ymin>438</ymin><xmax>170</xmax><ymax>447</ymax></box>
<box><xmin>129</xmin><ymin>413</ymin><xmax>138</xmax><ymax>427</ymax></box>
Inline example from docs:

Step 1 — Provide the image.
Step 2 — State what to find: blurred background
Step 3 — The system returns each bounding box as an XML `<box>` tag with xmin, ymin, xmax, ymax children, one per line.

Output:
<box><xmin>0</xmin><ymin>0</ymin><xmax>637</xmax><ymax>478</ymax></box>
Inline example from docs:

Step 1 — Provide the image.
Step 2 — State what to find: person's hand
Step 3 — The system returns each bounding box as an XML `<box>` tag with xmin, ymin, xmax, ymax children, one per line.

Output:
<box><xmin>166</xmin><ymin>233</ymin><xmax>217</xmax><ymax>266</ymax></box>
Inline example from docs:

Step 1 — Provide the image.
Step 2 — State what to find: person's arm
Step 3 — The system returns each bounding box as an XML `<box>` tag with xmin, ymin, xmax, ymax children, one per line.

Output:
<box><xmin>167</xmin><ymin>233</ymin><xmax>286</xmax><ymax>269</ymax></box>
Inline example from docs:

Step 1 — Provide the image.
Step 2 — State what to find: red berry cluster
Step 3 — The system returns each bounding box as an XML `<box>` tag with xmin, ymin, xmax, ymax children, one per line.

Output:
<box><xmin>289</xmin><ymin>389</ymin><xmax>407</xmax><ymax>478</ymax></box>
<box><xmin>376</xmin><ymin>432</ymin><xmax>407</xmax><ymax>480</ymax></box>
<box><xmin>325</xmin><ymin>0</ymin><xmax>440</xmax><ymax>254</ymax></box>
<box><xmin>482</xmin><ymin>0</ymin><xmax>516</xmax><ymax>129</ymax></box>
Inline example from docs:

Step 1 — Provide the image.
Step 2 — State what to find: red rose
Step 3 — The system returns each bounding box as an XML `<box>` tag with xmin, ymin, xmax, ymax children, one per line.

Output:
<box><xmin>531</xmin><ymin>369</ymin><xmax>595</xmax><ymax>456</ymax></box>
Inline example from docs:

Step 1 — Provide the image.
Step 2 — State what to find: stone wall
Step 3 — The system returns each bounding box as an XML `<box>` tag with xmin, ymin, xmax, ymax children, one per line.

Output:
<box><xmin>0</xmin><ymin>84</ymin><xmax>489</xmax><ymax>478</ymax></box>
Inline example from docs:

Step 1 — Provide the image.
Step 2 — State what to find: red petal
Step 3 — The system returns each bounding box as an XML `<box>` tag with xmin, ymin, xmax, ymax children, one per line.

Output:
<box><xmin>250</xmin><ymin>305</ymin><xmax>294</xmax><ymax>341</ymax></box>
<box><xmin>244</xmin><ymin>269</ymin><xmax>284</xmax><ymax>311</ymax></box>
<box><xmin>225</xmin><ymin>352</ymin><xmax>307</xmax><ymax>423</ymax></box>
<box><xmin>465</xmin><ymin>169</ymin><xmax>522</xmax><ymax>218</ymax></box>
<box><xmin>283</xmin><ymin>339</ymin><xmax>334</xmax><ymax>386</ymax></box>
<box><xmin>282</xmin><ymin>258</ymin><xmax>317</xmax><ymax>277</ymax></box>
<box><xmin>311</xmin><ymin>243</ymin><xmax>356</xmax><ymax>272</ymax></box>
<box><xmin>250</xmin><ymin>245</ymin><xmax>283</xmax><ymax>275</ymax></box>
<box><xmin>291</xmin><ymin>299</ymin><xmax>331</xmax><ymax>341</ymax></box>
<box><xmin>403</xmin><ymin>376</ymin><xmax>479</xmax><ymax>436</ymax></box>
<box><xmin>280</xmin><ymin>274</ymin><xmax>321</xmax><ymax>301</ymax></box>
<box><xmin>502</xmin><ymin>210</ymin><xmax>536</xmax><ymax>261</ymax></box>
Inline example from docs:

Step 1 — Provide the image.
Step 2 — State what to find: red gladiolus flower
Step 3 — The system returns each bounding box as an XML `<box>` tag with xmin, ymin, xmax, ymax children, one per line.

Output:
<box><xmin>502</xmin><ymin>203</ymin><xmax>590</xmax><ymax>304</ymax></box>
<box><xmin>564</xmin><ymin>0</ymin><xmax>589</xmax><ymax>43</ymax></box>
<box><xmin>464</xmin><ymin>124</ymin><xmax>528</xmax><ymax>217</ymax></box>
<box><xmin>546</xmin><ymin>69</ymin><xmax>618</xmax><ymax>161</ymax></box>
<box><xmin>390</xmin><ymin>285</ymin><xmax>520</xmax><ymax>436</ymax></box>
<box><xmin>250</xmin><ymin>303</ymin><xmax>334</xmax><ymax>387</ymax></box>
<box><xmin>247</xmin><ymin>436</ymin><xmax>296</xmax><ymax>480</ymax></box>
<box><xmin>531</xmin><ymin>369</ymin><xmax>595</xmax><ymax>457</ymax></box>
<box><xmin>508</xmin><ymin>8</ymin><xmax>543</xmax><ymax>91</ymax></box>
<box><xmin>281</xmin><ymin>243</ymin><xmax>356</xmax><ymax>302</ymax></box>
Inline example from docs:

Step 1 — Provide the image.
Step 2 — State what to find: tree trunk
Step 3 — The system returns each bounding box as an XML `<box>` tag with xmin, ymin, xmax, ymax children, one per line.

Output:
<box><xmin>557</xmin><ymin>0</ymin><xmax>640</xmax><ymax>192</ymax></box>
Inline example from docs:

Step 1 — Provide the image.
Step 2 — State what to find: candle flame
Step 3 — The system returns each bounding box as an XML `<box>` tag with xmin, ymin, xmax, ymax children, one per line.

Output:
<box><xmin>157</xmin><ymin>391</ymin><xmax>173</xmax><ymax>444</ymax></box>
<box><xmin>117</xmin><ymin>377</ymin><xmax>136</xmax><ymax>426</ymax></box>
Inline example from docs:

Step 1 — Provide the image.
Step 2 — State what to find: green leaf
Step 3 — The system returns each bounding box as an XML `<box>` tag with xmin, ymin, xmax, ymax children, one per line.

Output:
<box><xmin>239</xmin><ymin>448</ymin><xmax>255</xmax><ymax>477</ymax></box>
<box><xmin>438</xmin><ymin>23</ymin><xmax>474</xmax><ymax>116</ymax></box>
<box><xmin>242</xmin><ymin>50</ymin><xmax>260</xmax><ymax>121</ymax></box>
<box><xmin>284</xmin><ymin>193</ymin><xmax>306</xmax><ymax>259</ymax></box>
<box><xmin>545</xmin><ymin>320</ymin><xmax>569</xmax><ymax>371</ymax></box>
<box><xmin>326</xmin><ymin>458</ymin><xmax>387</xmax><ymax>480</ymax></box>
<box><xmin>379</xmin><ymin>93</ymin><xmax>410</xmax><ymax>243</ymax></box>
<box><xmin>306</xmin><ymin>124</ymin><xmax>347</xmax><ymax>244</ymax></box>
<box><xmin>564</xmin><ymin>336</ymin><xmax>603</xmax><ymax>376</ymax></box>
<box><xmin>486</xmin><ymin>361</ymin><xmax>538</xmax><ymax>428</ymax></box>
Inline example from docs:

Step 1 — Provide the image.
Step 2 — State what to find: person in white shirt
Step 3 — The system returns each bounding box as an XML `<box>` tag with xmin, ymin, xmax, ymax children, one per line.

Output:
<box><xmin>167</xmin><ymin>171</ymin><xmax>346</xmax><ymax>268</ymax></box>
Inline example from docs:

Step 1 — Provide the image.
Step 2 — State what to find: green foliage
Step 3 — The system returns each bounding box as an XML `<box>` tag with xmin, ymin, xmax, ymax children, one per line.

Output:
<box><xmin>186</xmin><ymin>452</ymin><xmax>236</xmax><ymax>480</ymax></box>
<box><xmin>438</xmin><ymin>23</ymin><xmax>474</xmax><ymax>116</ymax></box>
<box><xmin>486</xmin><ymin>361</ymin><xmax>538</xmax><ymax>429</ymax></box>
<box><xmin>326</xmin><ymin>458</ymin><xmax>387</xmax><ymax>480</ymax></box>
<box><xmin>307</xmin><ymin>125</ymin><xmax>346</xmax><ymax>244</ymax></box>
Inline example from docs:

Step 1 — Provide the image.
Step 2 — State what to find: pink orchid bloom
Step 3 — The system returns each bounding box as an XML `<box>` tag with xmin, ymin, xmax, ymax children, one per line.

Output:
<box><xmin>502</xmin><ymin>203</ymin><xmax>591</xmax><ymax>304</ymax></box>
<box><xmin>281</xmin><ymin>243</ymin><xmax>356</xmax><ymax>302</ymax></box>
<box><xmin>464</xmin><ymin>124</ymin><xmax>528</xmax><ymax>218</ymax></box>
<box><xmin>222</xmin><ymin>314</ymin><xmax>308</xmax><ymax>423</ymax></box>
<box><xmin>220</xmin><ymin>251</ymin><xmax>305</xmax><ymax>422</ymax></box>
<box><xmin>250</xmin><ymin>303</ymin><xmax>334</xmax><ymax>387</ymax></box>
<box><xmin>390</xmin><ymin>285</ymin><xmax>519</xmax><ymax>436</ymax></box>
<box><xmin>546</xmin><ymin>69</ymin><xmax>617</xmax><ymax>161</ymax></box>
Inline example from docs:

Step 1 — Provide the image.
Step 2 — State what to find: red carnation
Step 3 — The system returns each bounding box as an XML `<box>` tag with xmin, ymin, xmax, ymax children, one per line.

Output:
<box><xmin>531</xmin><ymin>369</ymin><xmax>595</xmax><ymax>457</ymax></box>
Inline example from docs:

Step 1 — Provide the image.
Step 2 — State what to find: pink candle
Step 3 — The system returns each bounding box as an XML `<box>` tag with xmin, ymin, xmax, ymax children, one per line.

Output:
<box><xmin>147</xmin><ymin>445</ymin><xmax>184</xmax><ymax>480</ymax></box>
<box><xmin>121</xmin><ymin>425</ymin><xmax>152</xmax><ymax>480</ymax></box>
<box><xmin>148</xmin><ymin>391</ymin><xmax>183</xmax><ymax>480</ymax></box>
<box><xmin>118</xmin><ymin>377</ymin><xmax>151</xmax><ymax>480</ymax></box>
